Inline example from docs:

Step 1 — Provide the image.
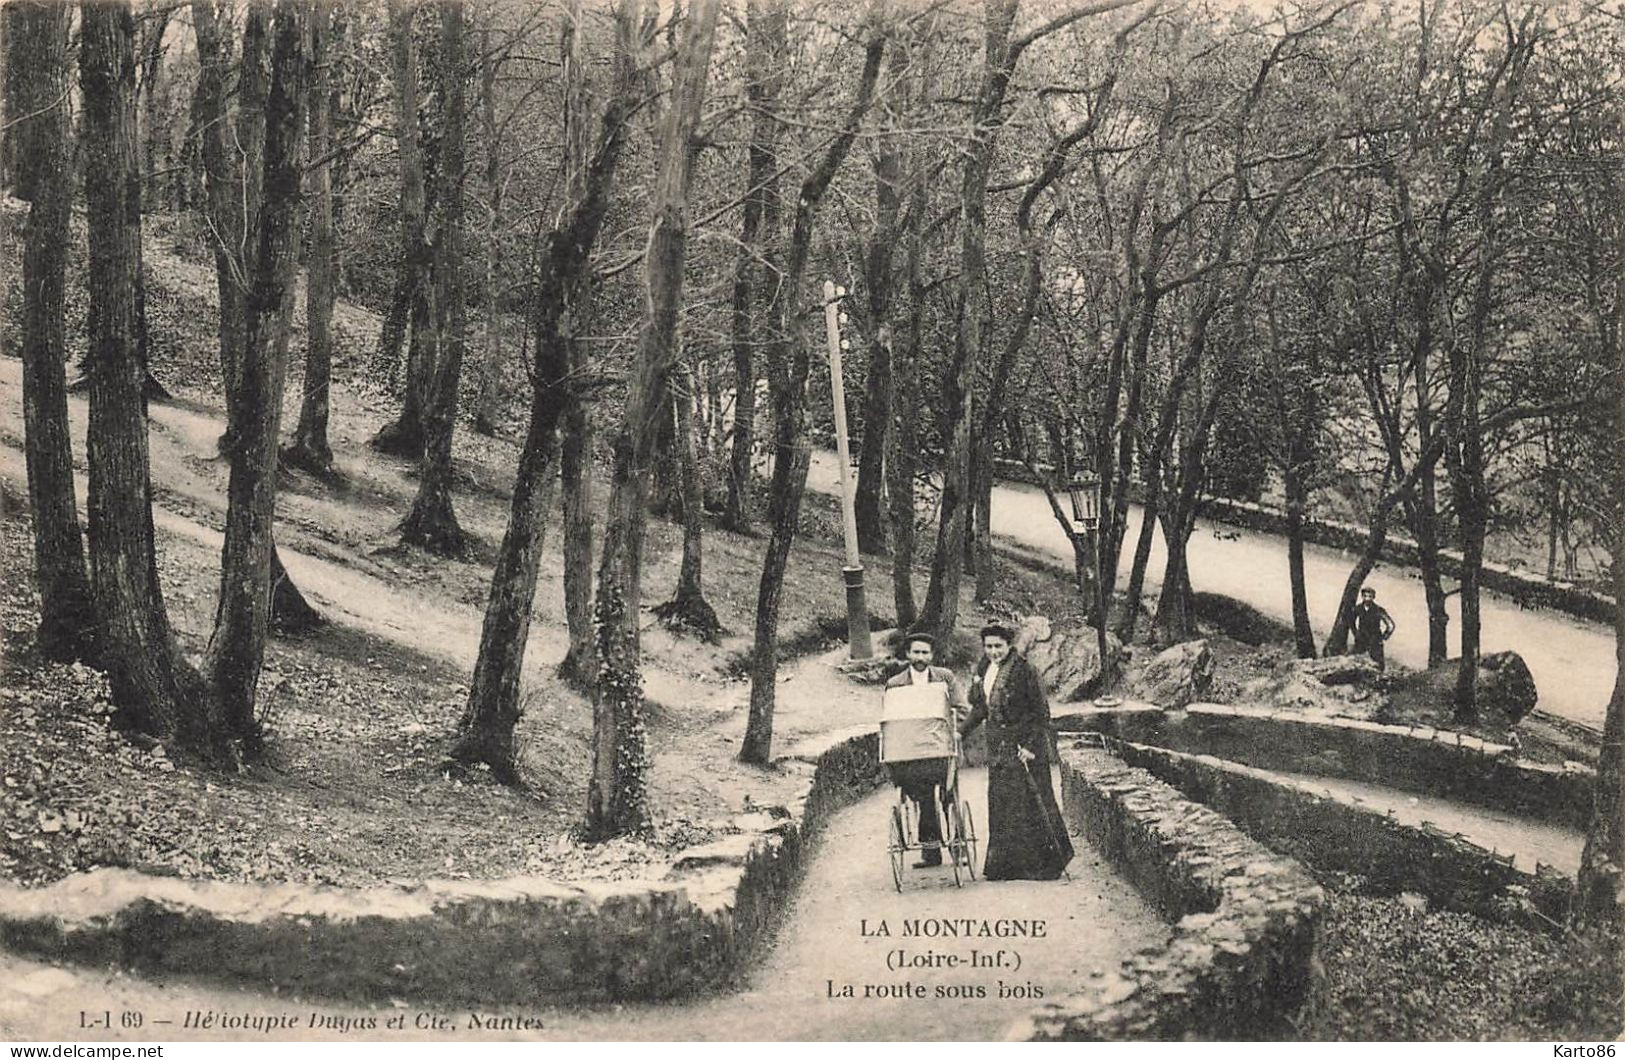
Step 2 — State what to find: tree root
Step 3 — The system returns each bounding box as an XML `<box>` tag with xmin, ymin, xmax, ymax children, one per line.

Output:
<box><xmin>270</xmin><ymin>552</ymin><xmax>326</xmax><ymax>635</ymax></box>
<box><xmin>400</xmin><ymin>501</ymin><xmax>471</xmax><ymax>558</ymax></box>
<box><xmin>556</xmin><ymin>646</ymin><xmax>594</xmax><ymax>689</ymax></box>
<box><xmin>279</xmin><ymin>440</ymin><xmax>341</xmax><ymax>484</ymax></box>
<box><xmin>652</xmin><ymin>591</ymin><xmax>727</xmax><ymax>643</ymax></box>
<box><xmin>371</xmin><ymin>415</ymin><xmax>425</xmax><ymax>460</ymax></box>
<box><xmin>444</xmin><ymin>737</ymin><xmax>523</xmax><ymax>787</ymax></box>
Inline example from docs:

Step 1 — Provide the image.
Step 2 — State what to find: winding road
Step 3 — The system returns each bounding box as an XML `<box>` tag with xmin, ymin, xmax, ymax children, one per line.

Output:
<box><xmin>807</xmin><ymin>455</ymin><xmax>1616</xmax><ymax>730</ymax></box>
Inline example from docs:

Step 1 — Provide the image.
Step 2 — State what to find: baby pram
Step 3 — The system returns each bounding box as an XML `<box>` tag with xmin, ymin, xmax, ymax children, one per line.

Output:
<box><xmin>879</xmin><ymin>681</ymin><xmax>978</xmax><ymax>890</ymax></box>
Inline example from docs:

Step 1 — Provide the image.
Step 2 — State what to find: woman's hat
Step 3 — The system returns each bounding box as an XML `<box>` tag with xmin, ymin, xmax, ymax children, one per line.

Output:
<box><xmin>979</xmin><ymin>622</ymin><xmax>1016</xmax><ymax>643</ymax></box>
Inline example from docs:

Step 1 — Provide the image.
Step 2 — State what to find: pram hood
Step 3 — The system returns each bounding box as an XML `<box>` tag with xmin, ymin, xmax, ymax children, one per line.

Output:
<box><xmin>880</xmin><ymin>682</ymin><xmax>956</xmax><ymax>763</ymax></box>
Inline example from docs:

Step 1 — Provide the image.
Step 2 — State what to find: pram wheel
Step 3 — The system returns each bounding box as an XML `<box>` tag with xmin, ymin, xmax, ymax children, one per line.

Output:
<box><xmin>888</xmin><ymin>804</ymin><xmax>907</xmax><ymax>892</ymax></box>
<box><xmin>951</xmin><ymin>801</ymin><xmax>977</xmax><ymax>881</ymax></box>
<box><xmin>935</xmin><ymin>786</ymin><xmax>962</xmax><ymax>888</ymax></box>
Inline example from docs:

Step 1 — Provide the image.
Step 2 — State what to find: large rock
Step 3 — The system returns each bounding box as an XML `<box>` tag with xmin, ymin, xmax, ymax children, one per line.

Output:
<box><xmin>1478</xmin><ymin>651</ymin><xmax>1539</xmax><ymax>725</ymax></box>
<box><xmin>1389</xmin><ymin>651</ymin><xmax>1538</xmax><ymax>728</ymax></box>
<box><xmin>1297</xmin><ymin>654</ymin><xmax>1384</xmax><ymax>688</ymax></box>
<box><xmin>1133</xmin><ymin>639</ymin><xmax>1214</xmax><ymax>709</ymax></box>
<box><xmin>1262</xmin><ymin>655</ymin><xmax>1387</xmax><ymax>719</ymax></box>
<box><xmin>1015</xmin><ymin>616</ymin><xmax>1124</xmax><ymax>701</ymax></box>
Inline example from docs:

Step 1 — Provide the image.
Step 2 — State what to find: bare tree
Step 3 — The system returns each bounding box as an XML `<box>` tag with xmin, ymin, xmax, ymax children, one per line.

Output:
<box><xmin>739</xmin><ymin>15</ymin><xmax>886</xmax><ymax>766</ymax></box>
<box><xmin>722</xmin><ymin>0</ymin><xmax>787</xmax><ymax>534</ymax></box>
<box><xmin>653</xmin><ymin>359</ymin><xmax>725</xmax><ymax>638</ymax></box>
<box><xmin>400</xmin><ymin>0</ymin><xmax>472</xmax><ymax>556</ymax></box>
<box><xmin>456</xmin><ymin>0</ymin><xmax>644</xmax><ymax>779</ymax></box>
<box><xmin>207</xmin><ymin>0</ymin><xmax>310</xmax><ymax>743</ymax></box>
<box><xmin>283</xmin><ymin>4</ymin><xmax>340</xmax><ymax>479</ymax></box>
<box><xmin>81</xmin><ymin>0</ymin><xmax>213</xmax><ymax>746</ymax></box>
<box><xmin>919</xmin><ymin>0</ymin><xmax>1144</xmax><ymax>647</ymax></box>
<box><xmin>8</xmin><ymin>0</ymin><xmax>97</xmax><ymax>663</ymax></box>
<box><xmin>589</xmin><ymin>0</ymin><xmax>720</xmax><ymax>835</ymax></box>
<box><xmin>372</xmin><ymin>0</ymin><xmax>434</xmax><ymax>459</ymax></box>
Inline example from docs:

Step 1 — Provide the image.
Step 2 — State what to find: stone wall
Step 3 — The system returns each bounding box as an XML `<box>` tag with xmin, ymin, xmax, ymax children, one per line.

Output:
<box><xmin>1115</xmin><ymin>742</ymin><xmax>1576</xmax><ymax>926</ymax></box>
<box><xmin>1055</xmin><ymin>703</ymin><xmax>1596</xmax><ymax>830</ymax></box>
<box><xmin>0</xmin><ymin>728</ymin><xmax>885</xmax><ymax>1006</ymax></box>
<box><xmin>1013</xmin><ymin>747</ymin><xmax>1324</xmax><ymax>1041</ymax></box>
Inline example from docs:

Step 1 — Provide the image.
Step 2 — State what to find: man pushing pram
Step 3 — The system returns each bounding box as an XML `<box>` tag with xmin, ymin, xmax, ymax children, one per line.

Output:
<box><xmin>879</xmin><ymin>633</ymin><xmax>977</xmax><ymax>888</ymax></box>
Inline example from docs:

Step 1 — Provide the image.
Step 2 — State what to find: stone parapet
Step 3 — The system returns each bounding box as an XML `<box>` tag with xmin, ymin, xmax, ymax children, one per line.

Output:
<box><xmin>0</xmin><ymin>730</ymin><xmax>886</xmax><ymax>1005</ymax></box>
<box><xmin>1054</xmin><ymin>703</ymin><xmax>1595</xmax><ymax>830</ymax></box>
<box><xmin>1113</xmin><ymin>742</ymin><xmax>1576</xmax><ymax>927</ymax></box>
<box><xmin>1013</xmin><ymin>747</ymin><xmax>1323</xmax><ymax>1041</ymax></box>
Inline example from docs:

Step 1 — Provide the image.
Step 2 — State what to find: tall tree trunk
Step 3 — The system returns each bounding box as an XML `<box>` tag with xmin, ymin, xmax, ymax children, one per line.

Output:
<box><xmin>177</xmin><ymin>59</ymin><xmax>206</xmax><ymax>209</ymax></box>
<box><xmin>136</xmin><ymin>6</ymin><xmax>170</xmax><ymax>210</ymax></box>
<box><xmin>206</xmin><ymin>0</ymin><xmax>307</xmax><ymax>745</ymax></box>
<box><xmin>191</xmin><ymin>0</ymin><xmax>264</xmax><ymax>454</ymax></box>
<box><xmin>284</xmin><ymin>7</ymin><xmax>337</xmax><ymax>479</ymax></box>
<box><xmin>739</xmin><ymin>26</ymin><xmax>885</xmax><ymax>766</ymax></box>
<box><xmin>471</xmin><ymin>21</ymin><xmax>504</xmax><ymax>436</ymax></box>
<box><xmin>1405</xmin><ymin>273</ymin><xmax>1451</xmax><ymax>666</ymax></box>
<box><xmin>853</xmin><ymin>34</ymin><xmax>913</xmax><ymax>557</ymax></box>
<box><xmin>372</xmin><ymin>0</ymin><xmax>432</xmax><ymax>459</ymax></box>
<box><xmin>886</xmin><ymin>320</ymin><xmax>918</xmax><ymax>632</ymax></box>
<box><xmin>373</xmin><ymin>269</ymin><xmax>413</xmax><ymax>388</ymax></box>
<box><xmin>589</xmin><ymin>0</ymin><xmax>720</xmax><ymax>835</ymax></box>
<box><xmin>722</xmin><ymin>0</ymin><xmax>785</xmax><ymax>534</ymax></box>
<box><xmin>453</xmin><ymin>393</ymin><xmax>562</xmax><ymax>778</ymax></box>
<box><xmin>1576</xmin><ymin>238</ymin><xmax>1625</xmax><ymax>927</ymax></box>
<box><xmin>10</xmin><ymin>0</ymin><xmax>97</xmax><ymax>663</ymax></box>
<box><xmin>654</xmin><ymin>361</ymin><xmax>722</xmax><ymax>638</ymax></box>
<box><xmin>557</xmin><ymin>383</ymin><xmax>596</xmax><ymax>686</ymax></box>
<box><xmin>920</xmin><ymin>0</ymin><xmax>1018</xmax><ymax>646</ymax></box>
<box><xmin>456</xmin><ymin>0</ymin><xmax>640</xmax><ymax>775</ymax></box>
<box><xmin>80</xmin><ymin>0</ymin><xmax>213</xmax><ymax>748</ymax></box>
<box><xmin>400</xmin><ymin>0</ymin><xmax>470</xmax><ymax>557</ymax></box>
<box><xmin>1284</xmin><ymin>463</ymin><xmax>1315</xmax><ymax>658</ymax></box>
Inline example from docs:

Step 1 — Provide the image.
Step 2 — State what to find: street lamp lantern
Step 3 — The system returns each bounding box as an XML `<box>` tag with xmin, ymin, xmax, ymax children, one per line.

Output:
<box><xmin>1067</xmin><ymin>477</ymin><xmax>1101</xmax><ymax>532</ymax></box>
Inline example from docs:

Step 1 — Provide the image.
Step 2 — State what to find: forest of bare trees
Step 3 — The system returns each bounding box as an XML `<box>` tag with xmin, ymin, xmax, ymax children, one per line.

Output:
<box><xmin>3</xmin><ymin>0</ymin><xmax>1620</xmax><ymax>930</ymax></box>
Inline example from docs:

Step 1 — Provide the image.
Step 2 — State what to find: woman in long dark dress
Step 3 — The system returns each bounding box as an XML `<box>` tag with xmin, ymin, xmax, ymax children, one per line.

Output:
<box><xmin>958</xmin><ymin>623</ymin><xmax>1074</xmax><ymax>881</ymax></box>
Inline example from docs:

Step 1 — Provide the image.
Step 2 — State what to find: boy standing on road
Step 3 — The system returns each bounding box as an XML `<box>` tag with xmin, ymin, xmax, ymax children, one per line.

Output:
<box><xmin>1350</xmin><ymin>586</ymin><xmax>1396</xmax><ymax>670</ymax></box>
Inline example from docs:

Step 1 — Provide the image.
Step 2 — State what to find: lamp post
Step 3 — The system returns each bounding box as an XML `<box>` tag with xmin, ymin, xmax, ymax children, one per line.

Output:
<box><xmin>1067</xmin><ymin>477</ymin><xmax>1108</xmax><ymax>677</ymax></box>
<box><xmin>824</xmin><ymin>280</ymin><xmax>872</xmax><ymax>660</ymax></box>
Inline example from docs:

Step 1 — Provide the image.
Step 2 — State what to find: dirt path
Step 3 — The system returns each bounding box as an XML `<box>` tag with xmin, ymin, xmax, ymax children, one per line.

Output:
<box><xmin>0</xmin><ymin>768</ymin><xmax>1167</xmax><ymax>1043</ymax></box>
<box><xmin>1264</xmin><ymin>768</ymin><xmax>1584</xmax><ymax>875</ymax></box>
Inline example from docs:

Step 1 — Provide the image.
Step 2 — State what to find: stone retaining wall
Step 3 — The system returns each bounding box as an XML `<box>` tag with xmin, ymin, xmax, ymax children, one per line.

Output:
<box><xmin>1055</xmin><ymin>702</ymin><xmax>1596</xmax><ymax>830</ymax></box>
<box><xmin>1115</xmin><ymin>742</ymin><xmax>1575</xmax><ymax>926</ymax></box>
<box><xmin>1013</xmin><ymin>747</ymin><xmax>1324</xmax><ymax>1041</ymax></box>
<box><xmin>0</xmin><ymin>728</ymin><xmax>885</xmax><ymax>1006</ymax></box>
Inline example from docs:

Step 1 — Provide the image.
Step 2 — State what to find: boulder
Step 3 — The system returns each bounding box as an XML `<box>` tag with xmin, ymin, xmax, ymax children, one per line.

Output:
<box><xmin>1297</xmin><ymin>655</ymin><xmax>1384</xmax><ymax>687</ymax></box>
<box><xmin>1245</xmin><ymin>654</ymin><xmax>1388</xmax><ymax>720</ymax></box>
<box><xmin>1388</xmin><ymin>651</ymin><xmax>1538</xmax><ymax>728</ymax></box>
<box><xmin>1132</xmin><ymin>639</ymin><xmax>1214</xmax><ymax>709</ymax></box>
<box><xmin>1478</xmin><ymin>651</ymin><xmax>1539</xmax><ymax>725</ymax></box>
<box><xmin>1014</xmin><ymin>616</ymin><xmax>1124</xmax><ymax>701</ymax></box>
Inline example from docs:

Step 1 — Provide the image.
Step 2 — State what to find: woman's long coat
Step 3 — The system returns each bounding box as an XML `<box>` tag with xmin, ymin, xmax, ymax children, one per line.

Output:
<box><xmin>959</xmin><ymin>651</ymin><xmax>1074</xmax><ymax>880</ymax></box>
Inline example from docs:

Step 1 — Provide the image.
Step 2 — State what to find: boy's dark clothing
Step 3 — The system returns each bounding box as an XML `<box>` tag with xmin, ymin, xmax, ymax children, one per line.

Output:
<box><xmin>1350</xmin><ymin>599</ymin><xmax>1395</xmax><ymax>670</ymax></box>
